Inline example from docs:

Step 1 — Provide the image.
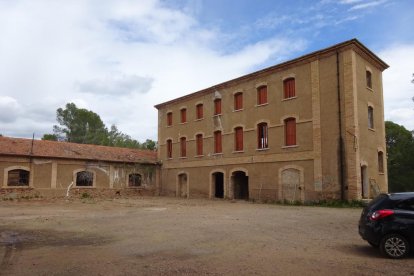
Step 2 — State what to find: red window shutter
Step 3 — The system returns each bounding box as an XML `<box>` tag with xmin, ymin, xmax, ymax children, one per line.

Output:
<box><xmin>234</xmin><ymin>93</ymin><xmax>242</xmax><ymax>110</ymax></box>
<box><xmin>284</xmin><ymin>78</ymin><xmax>295</xmax><ymax>99</ymax></box>
<box><xmin>167</xmin><ymin>140</ymin><xmax>172</xmax><ymax>158</ymax></box>
<box><xmin>258</xmin><ymin>86</ymin><xmax>267</xmax><ymax>105</ymax></box>
<box><xmin>214</xmin><ymin>131</ymin><xmax>222</xmax><ymax>153</ymax></box>
<box><xmin>214</xmin><ymin>99</ymin><xmax>221</xmax><ymax>115</ymax></box>
<box><xmin>167</xmin><ymin>113</ymin><xmax>172</xmax><ymax>126</ymax></box>
<box><xmin>180</xmin><ymin>137</ymin><xmax>186</xmax><ymax>157</ymax></box>
<box><xmin>285</xmin><ymin>118</ymin><xmax>296</xmax><ymax>146</ymax></box>
<box><xmin>181</xmin><ymin>109</ymin><xmax>186</xmax><ymax>123</ymax></box>
<box><xmin>196</xmin><ymin>134</ymin><xmax>203</xmax><ymax>155</ymax></box>
<box><xmin>235</xmin><ymin>127</ymin><xmax>243</xmax><ymax>151</ymax></box>
<box><xmin>196</xmin><ymin>104</ymin><xmax>203</xmax><ymax>119</ymax></box>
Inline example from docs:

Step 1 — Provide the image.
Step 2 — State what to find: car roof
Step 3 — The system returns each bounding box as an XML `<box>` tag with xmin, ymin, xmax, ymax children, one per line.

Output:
<box><xmin>388</xmin><ymin>192</ymin><xmax>414</xmax><ymax>200</ymax></box>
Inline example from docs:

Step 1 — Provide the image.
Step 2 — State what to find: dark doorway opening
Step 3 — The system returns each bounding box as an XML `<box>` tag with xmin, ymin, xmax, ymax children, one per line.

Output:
<box><xmin>213</xmin><ymin>172</ymin><xmax>224</xmax><ymax>198</ymax></box>
<box><xmin>233</xmin><ymin>171</ymin><xmax>249</xmax><ymax>200</ymax></box>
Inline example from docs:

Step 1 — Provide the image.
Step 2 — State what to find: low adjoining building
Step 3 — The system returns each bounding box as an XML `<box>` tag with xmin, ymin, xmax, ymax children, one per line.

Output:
<box><xmin>0</xmin><ymin>136</ymin><xmax>159</xmax><ymax>198</ymax></box>
<box><xmin>155</xmin><ymin>39</ymin><xmax>389</xmax><ymax>202</ymax></box>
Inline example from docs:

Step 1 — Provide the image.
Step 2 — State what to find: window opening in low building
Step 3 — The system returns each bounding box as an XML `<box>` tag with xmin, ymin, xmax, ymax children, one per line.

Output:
<box><xmin>129</xmin><ymin>173</ymin><xmax>142</xmax><ymax>187</ymax></box>
<box><xmin>76</xmin><ymin>171</ymin><xmax>94</xmax><ymax>187</ymax></box>
<box><xmin>7</xmin><ymin>169</ymin><xmax>29</xmax><ymax>186</ymax></box>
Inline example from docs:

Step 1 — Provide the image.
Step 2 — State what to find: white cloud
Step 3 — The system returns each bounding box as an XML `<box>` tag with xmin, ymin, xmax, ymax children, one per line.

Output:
<box><xmin>0</xmin><ymin>96</ymin><xmax>21</xmax><ymax>123</ymax></box>
<box><xmin>0</xmin><ymin>0</ymin><xmax>304</xmax><ymax>141</ymax></box>
<box><xmin>380</xmin><ymin>44</ymin><xmax>414</xmax><ymax>131</ymax></box>
<box><xmin>77</xmin><ymin>74</ymin><xmax>153</xmax><ymax>95</ymax></box>
<box><xmin>348</xmin><ymin>0</ymin><xmax>387</xmax><ymax>11</ymax></box>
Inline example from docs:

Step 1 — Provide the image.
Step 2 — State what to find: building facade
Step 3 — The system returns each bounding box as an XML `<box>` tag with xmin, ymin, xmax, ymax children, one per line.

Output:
<box><xmin>155</xmin><ymin>39</ymin><xmax>389</xmax><ymax>202</ymax></box>
<box><xmin>0</xmin><ymin>137</ymin><xmax>159</xmax><ymax>198</ymax></box>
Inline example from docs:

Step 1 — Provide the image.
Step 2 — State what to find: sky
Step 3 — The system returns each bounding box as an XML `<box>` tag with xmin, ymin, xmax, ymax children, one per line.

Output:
<box><xmin>0</xmin><ymin>0</ymin><xmax>413</xmax><ymax>142</ymax></box>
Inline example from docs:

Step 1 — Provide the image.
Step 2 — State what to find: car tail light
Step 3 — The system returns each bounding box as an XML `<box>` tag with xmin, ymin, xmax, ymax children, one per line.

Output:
<box><xmin>370</xmin><ymin>209</ymin><xmax>394</xmax><ymax>221</ymax></box>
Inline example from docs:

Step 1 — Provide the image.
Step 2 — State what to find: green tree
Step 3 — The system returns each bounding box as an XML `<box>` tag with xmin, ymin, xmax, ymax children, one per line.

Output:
<box><xmin>41</xmin><ymin>134</ymin><xmax>58</xmax><ymax>141</ymax></box>
<box><xmin>142</xmin><ymin>139</ymin><xmax>157</xmax><ymax>150</ymax></box>
<box><xmin>43</xmin><ymin>103</ymin><xmax>155</xmax><ymax>150</ymax></box>
<box><xmin>385</xmin><ymin>121</ymin><xmax>414</xmax><ymax>192</ymax></box>
<box><xmin>52</xmin><ymin>103</ymin><xmax>107</xmax><ymax>144</ymax></box>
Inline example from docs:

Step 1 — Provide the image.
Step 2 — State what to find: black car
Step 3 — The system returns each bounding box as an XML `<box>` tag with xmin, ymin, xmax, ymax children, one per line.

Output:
<box><xmin>359</xmin><ymin>192</ymin><xmax>414</xmax><ymax>259</ymax></box>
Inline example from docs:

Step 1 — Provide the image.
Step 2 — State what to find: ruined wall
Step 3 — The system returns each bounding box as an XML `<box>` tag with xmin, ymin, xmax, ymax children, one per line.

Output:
<box><xmin>0</xmin><ymin>156</ymin><xmax>158</xmax><ymax>199</ymax></box>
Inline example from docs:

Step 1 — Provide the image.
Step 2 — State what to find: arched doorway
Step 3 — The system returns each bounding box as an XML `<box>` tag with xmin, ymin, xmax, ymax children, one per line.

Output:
<box><xmin>232</xmin><ymin>171</ymin><xmax>249</xmax><ymax>200</ymax></box>
<box><xmin>361</xmin><ymin>165</ymin><xmax>369</xmax><ymax>199</ymax></box>
<box><xmin>280</xmin><ymin>168</ymin><xmax>303</xmax><ymax>202</ymax></box>
<box><xmin>177</xmin><ymin>173</ymin><xmax>188</xmax><ymax>198</ymax></box>
<box><xmin>213</xmin><ymin>172</ymin><xmax>224</xmax><ymax>199</ymax></box>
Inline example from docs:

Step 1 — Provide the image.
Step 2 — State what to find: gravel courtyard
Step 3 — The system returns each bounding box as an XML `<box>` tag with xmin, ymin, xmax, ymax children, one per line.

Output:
<box><xmin>0</xmin><ymin>197</ymin><xmax>413</xmax><ymax>276</ymax></box>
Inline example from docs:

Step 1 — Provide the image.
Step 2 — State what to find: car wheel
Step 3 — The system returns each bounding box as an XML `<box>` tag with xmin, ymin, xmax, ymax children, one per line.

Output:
<box><xmin>380</xmin><ymin>234</ymin><xmax>410</xmax><ymax>259</ymax></box>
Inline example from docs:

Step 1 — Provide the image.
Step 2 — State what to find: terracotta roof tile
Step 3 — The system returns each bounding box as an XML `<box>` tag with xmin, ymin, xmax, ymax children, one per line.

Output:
<box><xmin>0</xmin><ymin>136</ymin><xmax>157</xmax><ymax>164</ymax></box>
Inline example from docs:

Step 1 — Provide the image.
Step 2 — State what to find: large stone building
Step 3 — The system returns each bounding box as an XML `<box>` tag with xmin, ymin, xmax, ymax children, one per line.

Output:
<box><xmin>0</xmin><ymin>137</ymin><xmax>158</xmax><ymax>198</ymax></box>
<box><xmin>155</xmin><ymin>39</ymin><xmax>389</xmax><ymax>202</ymax></box>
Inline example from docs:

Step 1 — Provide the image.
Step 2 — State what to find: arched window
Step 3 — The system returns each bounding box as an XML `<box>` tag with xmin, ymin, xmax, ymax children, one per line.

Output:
<box><xmin>214</xmin><ymin>99</ymin><xmax>222</xmax><ymax>115</ymax></box>
<box><xmin>166</xmin><ymin>139</ymin><xmax>173</xmax><ymax>158</ymax></box>
<box><xmin>234</xmin><ymin>92</ymin><xmax>243</xmax><ymax>111</ymax></box>
<box><xmin>234</xmin><ymin>127</ymin><xmax>243</xmax><ymax>151</ymax></box>
<box><xmin>257</xmin><ymin>85</ymin><xmax>268</xmax><ymax>105</ymax></box>
<box><xmin>283</xmin><ymin>78</ymin><xmax>295</xmax><ymax>99</ymax></box>
<box><xmin>378</xmin><ymin>151</ymin><xmax>384</xmax><ymax>173</ymax></box>
<box><xmin>366</xmin><ymin>70</ymin><xmax>372</xmax><ymax>89</ymax></box>
<box><xmin>196</xmin><ymin>134</ymin><xmax>203</xmax><ymax>156</ymax></box>
<box><xmin>368</xmin><ymin>106</ymin><xmax>374</xmax><ymax>129</ymax></box>
<box><xmin>214</xmin><ymin>131</ymin><xmax>222</xmax><ymax>153</ymax></box>
<box><xmin>7</xmin><ymin>169</ymin><xmax>30</xmax><ymax>186</ymax></box>
<box><xmin>167</xmin><ymin>112</ymin><xmax>173</xmax><ymax>126</ymax></box>
<box><xmin>76</xmin><ymin>171</ymin><xmax>94</xmax><ymax>187</ymax></box>
<box><xmin>196</xmin><ymin>103</ymin><xmax>203</xmax><ymax>119</ymax></box>
<box><xmin>257</xmin><ymin>122</ymin><xmax>268</xmax><ymax>149</ymax></box>
<box><xmin>180</xmin><ymin>137</ymin><xmax>187</xmax><ymax>157</ymax></box>
<box><xmin>129</xmin><ymin>173</ymin><xmax>142</xmax><ymax>187</ymax></box>
<box><xmin>284</xmin><ymin>118</ymin><xmax>296</xmax><ymax>146</ymax></box>
<box><xmin>180</xmin><ymin>108</ymin><xmax>187</xmax><ymax>123</ymax></box>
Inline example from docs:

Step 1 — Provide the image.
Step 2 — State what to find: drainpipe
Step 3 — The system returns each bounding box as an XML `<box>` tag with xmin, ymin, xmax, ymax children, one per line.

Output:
<box><xmin>336</xmin><ymin>52</ymin><xmax>345</xmax><ymax>200</ymax></box>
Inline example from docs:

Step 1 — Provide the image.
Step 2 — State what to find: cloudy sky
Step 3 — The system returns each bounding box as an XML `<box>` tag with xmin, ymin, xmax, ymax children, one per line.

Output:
<box><xmin>0</xmin><ymin>0</ymin><xmax>413</xmax><ymax>142</ymax></box>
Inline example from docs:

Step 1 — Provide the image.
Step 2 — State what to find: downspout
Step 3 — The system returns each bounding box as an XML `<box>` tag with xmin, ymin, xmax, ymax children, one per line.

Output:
<box><xmin>336</xmin><ymin>52</ymin><xmax>345</xmax><ymax>200</ymax></box>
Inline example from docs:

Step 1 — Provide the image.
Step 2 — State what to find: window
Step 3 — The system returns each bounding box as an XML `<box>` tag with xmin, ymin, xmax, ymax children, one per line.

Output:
<box><xmin>167</xmin><ymin>139</ymin><xmax>172</xmax><ymax>158</ymax></box>
<box><xmin>368</xmin><ymin>106</ymin><xmax>374</xmax><ymax>129</ymax></box>
<box><xmin>283</xmin><ymin>78</ymin><xmax>295</xmax><ymax>99</ymax></box>
<box><xmin>366</xmin><ymin>70</ymin><xmax>372</xmax><ymax>89</ymax></box>
<box><xmin>180</xmin><ymin>137</ymin><xmax>187</xmax><ymax>157</ymax></box>
<box><xmin>214</xmin><ymin>99</ymin><xmax>222</xmax><ymax>115</ymax></box>
<box><xmin>234</xmin><ymin>92</ymin><xmax>243</xmax><ymax>110</ymax></box>
<box><xmin>285</xmin><ymin>118</ymin><xmax>296</xmax><ymax>146</ymax></box>
<box><xmin>196</xmin><ymin>134</ymin><xmax>203</xmax><ymax>156</ymax></box>
<box><xmin>214</xmin><ymin>131</ymin><xmax>222</xmax><ymax>153</ymax></box>
<box><xmin>129</xmin><ymin>173</ymin><xmax>142</xmax><ymax>187</ymax></box>
<box><xmin>196</xmin><ymin>103</ymin><xmax>203</xmax><ymax>119</ymax></box>
<box><xmin>167</xmin><ymin>112</ymin><xmax>172</xmax><ymax>126</ymax></box>
<box><xmin>257</xmin><ymin>123</ymin><xmax>268</xmax><ymax>149</ymax></box>
<box><xmin>378</xmin><ymin>151</ymin><xmax>384</xmax><ymax>173</ymax></box>
<box><xmin>257</xmin><ymin>86</ymin><xmax>268</xmax><ymax>105</ymax></box>
<box><xmin>76</xmin><ymin>171</ymin><xmax>93</xmax><ymax>187</ymax></box>
<box><xmin>7</xmin><ymin>169</ymin><xmax>29</xmax><ymax>186</ymax></box>
<box><xmin>180</xmin><ymin>108</ymin><xmax>187</xmax><ymax>123</ymax></box>
<box><xmin>234</xmin><ymin>127</ymin><xmax>243</xmax><ymax>151</ymax></box>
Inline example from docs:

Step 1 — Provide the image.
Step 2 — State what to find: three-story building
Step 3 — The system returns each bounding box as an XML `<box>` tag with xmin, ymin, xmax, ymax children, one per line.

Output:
<box><xmin>155</xmin><ymin>39</ymin><xmax>388</xmax><ymax>202</ymax></box>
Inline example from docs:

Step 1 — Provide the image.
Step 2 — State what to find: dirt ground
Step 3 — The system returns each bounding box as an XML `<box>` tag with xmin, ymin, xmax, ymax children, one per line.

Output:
<box><xmin>0</xmin><ymin>197</ymin><xmax>413</xmax><ymax>276</ymax></box>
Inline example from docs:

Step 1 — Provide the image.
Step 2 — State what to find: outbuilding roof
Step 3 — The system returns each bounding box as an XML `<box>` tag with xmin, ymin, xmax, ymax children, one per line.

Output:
<box><xmin>0</xmin><ymin>136</ymin><xmax>157</xmax><ymax>164</ymax></box>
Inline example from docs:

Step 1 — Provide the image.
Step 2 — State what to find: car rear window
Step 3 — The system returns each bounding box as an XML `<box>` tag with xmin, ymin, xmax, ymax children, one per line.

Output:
<box><xmin>366</xmin><ymin>194</ymin><xmax>390</xmax><ymax>210</ymax></box>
